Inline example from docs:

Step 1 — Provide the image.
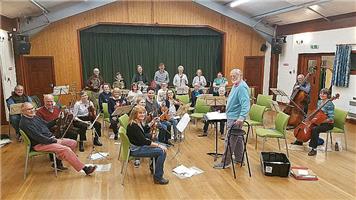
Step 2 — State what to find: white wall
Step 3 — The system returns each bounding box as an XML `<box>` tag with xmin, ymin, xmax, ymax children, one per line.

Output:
<box><xmin>263</xmin><ymin>42</ymin><xmax>271</xmax><ymax>95</ymax></box>
<box><xmin>0</xmin><ymin>29</ymin><xmax>17</xmax><ymax>120</ymax></box>
<box><xmin>275</xmin><ymin>26</ymin><xmax>356</xmax><ymax>112</ymax></box>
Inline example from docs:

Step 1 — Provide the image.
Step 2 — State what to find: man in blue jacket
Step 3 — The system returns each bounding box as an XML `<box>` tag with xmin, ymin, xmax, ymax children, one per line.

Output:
<box><xmin>214</xmin><ymin>69</ymin><xmax>250</xmax><ymax>169</ymax></box>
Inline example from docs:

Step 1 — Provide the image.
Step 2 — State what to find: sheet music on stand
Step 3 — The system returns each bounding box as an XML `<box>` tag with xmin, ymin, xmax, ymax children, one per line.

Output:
<box><xmin>205</xmin><ymin>112</ymin><xmax>227</xmax><ymax>121</ymax></box>
<box><xmin>270</xmin><ymin>88</ymin><xmax>288</xmax><ymax>97</ymax></box>
<box><xmin>271</xmin><ymin>101</ymin><xmax>281</xmax><ymax>112</ymax></box>
<box><xmin>176</xmin><ymin>113</ymin><xmax>190</xmax><ymax>133</ymax></box>
<box><xmin>205</xmin><ymin>96</ymin><xmax>226</xmax><ymax>106</ymax></box>
<box><xmin>53</xmin><ymin>85</ymin><xmax>69</xmax><ymax>95</ymax></box>
<box><xmin>9</xmin><ymin>103</ymin><xmax>23</xmax><ymax>115</ymax></box>
<box><xmin>176</xmin><ymin>103</ymin><xmax>191</xmax><ymax>117</ymax></box>
<box><xmin>111</xmin><ymin>105</ymin><xmax>133</xmax><ymax>117</ymax></box>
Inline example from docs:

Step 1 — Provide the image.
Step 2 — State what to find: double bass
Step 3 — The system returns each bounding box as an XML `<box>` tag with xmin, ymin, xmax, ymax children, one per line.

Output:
<box><xmin>293</xmin><ymin>94</ymin><xmax>339</xmax><ymax>142</ymax></box>
<box><xmin>284</xmin><ymin>72</ymin><xmax>313</xmax><ymax>127</ymax></box>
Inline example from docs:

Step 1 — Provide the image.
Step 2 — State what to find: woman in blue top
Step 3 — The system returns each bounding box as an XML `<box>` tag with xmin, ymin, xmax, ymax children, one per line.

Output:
<box><xmin>212</xmin><ymin>72</ymin><xmax>228</xmax><ymax>95</ymax></box>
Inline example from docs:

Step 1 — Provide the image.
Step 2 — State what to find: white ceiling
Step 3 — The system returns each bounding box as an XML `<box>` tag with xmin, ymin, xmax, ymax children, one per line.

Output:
<box><xmin>1</xmin><ymin>0</ymin><xmax>356</xmax><ymax>26</ymax></box>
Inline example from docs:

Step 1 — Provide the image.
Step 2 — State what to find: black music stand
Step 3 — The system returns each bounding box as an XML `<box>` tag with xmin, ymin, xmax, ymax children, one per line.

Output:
<box><xmin>87</xmin><ymin>113</ymin><xmax>107</xmax><ymax>161</ymax></box>
<box><xmin>222</xmin><ymin>121</ymin><xmax>251</xmax><ymax>179</ymax></box>
<box><xmin>205</xmin><ymin>112</ymin><xmax>226</xmax><ymax>161</ymax></box>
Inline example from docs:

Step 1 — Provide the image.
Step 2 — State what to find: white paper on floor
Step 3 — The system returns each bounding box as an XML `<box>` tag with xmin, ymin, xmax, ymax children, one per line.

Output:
<box><xmin>95</xmin><ymin>163</ymin><xmax>112</xmax><ymax>172</ymax></box>
<box><xmin>172</xmin><ymin>165</ymin><xmax>204</xmax><ymax>179</ymax></box>
<box><xmin>0</xmin><ymin>139</ymin><xmax>12</xmax><ymax>148</ymax></box>
<box><xmin>90</xmin><ymin>152</ymin><xmax>109</xmax><ymax>160</ymax></box>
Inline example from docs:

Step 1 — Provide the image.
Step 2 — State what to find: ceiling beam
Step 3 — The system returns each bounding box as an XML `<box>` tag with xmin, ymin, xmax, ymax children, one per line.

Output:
<box><xmin>252</xmin><ymin>0</ymin><xmax>331</xmax><ymax>19</ymax></box>
<box><xmin>193</xmin><ymin>0</ymin><xmax>274</xmax><ymax>42</ymax></box>
<box><xmin>19</xmin><ymin>0</ymin><xmax>117</xmax><ymax>36</ymax></box>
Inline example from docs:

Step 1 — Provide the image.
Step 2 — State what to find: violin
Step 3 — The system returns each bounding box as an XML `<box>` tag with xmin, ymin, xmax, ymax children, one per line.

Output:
<box><xmin>293</xmin><ymin>94</ymin><xmax>339</xmax><ymax>142</ymax></box>
<box><xmin>146</xmin><ymin>113</ymin><xmax>159</xmax><ymax>140</ymax></box>
<box><xmin>160</xmin><ymin>105</ymin><xmax>170</xmax><ymax>121</ymax></box>
<box><xmin>88</xmin><ymin>101</ymin><xmax>96</xmax><ymax>121</ymax></box>
<box><xmin>54</xmin><ymin>109</ymin><xmax>76</xmax><ymax>139</ymax></box>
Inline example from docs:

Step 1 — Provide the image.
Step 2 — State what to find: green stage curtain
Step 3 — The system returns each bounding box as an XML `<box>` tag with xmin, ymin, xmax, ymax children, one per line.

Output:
<box><xmin>80</xmin><ymin>25</ymin><xmax>222</xmax><ymax>86</ymax></box>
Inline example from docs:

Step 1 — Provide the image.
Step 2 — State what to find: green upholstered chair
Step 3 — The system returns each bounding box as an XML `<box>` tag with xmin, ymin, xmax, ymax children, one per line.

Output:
<box><xmin>19</xmin><ymin>130</ymin><xmax>58</xmax><ymax>180</ymax></box>
<box><xmin>176</xmin><ymin>94</ymin><xmax>190</xmax><ymax>104</ymax></box>
<box><xmin>101</xmin><ymin>103</ymin><xmax>111</xmax><ymax>130</ymax></box>
<box><xmin>190</xmin><ymin>98</ymin><xmax>211</xmax><ymax>125</ymax></box>
<box><xmin>119</xmin><ymin>114</ymin><xmax>129</xmax><ymax>129</ymax></box>
<box><xmin>255</xmin><ymin>112</ymin><xmax>290</xmax><ymax>157</ymax></box>
<box><xmin>118</xmin><ymin>126</ymin><xmax>155</xmax><ymax>186</ymax></box>
<box><xmin>244</xmin><ymin>104</ymin><xmax>266</xmax><ymax>137</ymax></box>
<box><xmin>256</xmin><ymin>94</ymin><xmax>273</xmax><ymax>110</ymax></box>
<box><xmin>325</xmin><ymin>108</ymin><xmax>348</xmax><ymax>155</ymax></box>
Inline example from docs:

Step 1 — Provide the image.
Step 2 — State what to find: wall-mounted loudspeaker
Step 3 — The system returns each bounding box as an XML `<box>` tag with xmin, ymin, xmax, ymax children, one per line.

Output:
<box><xmin>12</xmin><ymin>34</ymin><xmax>31</xmax><ymax>55</ymax></box>
<box><xmin>272</xmin><ymin>42</ymin><xmax>282</xmax><ymax>54</ymax></box>
<box><xmin>260</xmin><ymin>44</ymin><xmax>267</xmax><ymax>52</ymax></box>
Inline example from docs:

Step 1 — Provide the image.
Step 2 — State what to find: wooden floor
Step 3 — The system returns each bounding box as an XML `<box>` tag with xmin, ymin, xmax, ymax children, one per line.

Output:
<box><xmin>1</xmin><ymin>113</ymin><xmax>356</xmax><ymax>199</ymax></box>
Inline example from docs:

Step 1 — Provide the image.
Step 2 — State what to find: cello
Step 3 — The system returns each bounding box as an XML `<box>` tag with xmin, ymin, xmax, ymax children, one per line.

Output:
<box><xmin>293</xmin><ymin>93</ymin><xmax>339</xmax><ymax>142</ymax></box>
<box><xmin>284</xmin><ymin>72</ymin><xmax>313</xmax><ymax>127</ymax></box>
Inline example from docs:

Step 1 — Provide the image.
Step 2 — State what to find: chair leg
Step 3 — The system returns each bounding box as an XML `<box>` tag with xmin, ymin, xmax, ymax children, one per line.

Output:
<box><xmin>330</xmin><ymin>132</ymin><xmax>333</xmax><ymax>145</ymax></box>
<box><xmin>325</xmin><ymin>131</ymin><xmax>329</xmax><ymax>155</ymax></box>
<box><xmin>52</xmin><ymin>153</ymin><xmax>58</xmax><ymax>177</ymax></box>
<box><xmin>284</xmin><ymin>138</ymin><xmax>289</xmax><ymax>157</ymax></box>
<box><xmin>344</xmin><ymin>132</ymin><xmax>347</xmax><ymax>151</ymax></box>
<box><xmin>277</xmin><ymin>138</ymin><xmax>281</xmax><ymax>150</ymax></box>
<box><xmin>255</xmin><ymin>134</ymin><xmax>258</xmax><ymax>150</ymax></box>
<box><xmin>153</xmin><ymin>158</ymin><xmax>156</xmax><ymax>174</ymax></box>
<box><xmin>117</xmin><ymin>144</ymin><xmax>122</xmax><ymax>161</ymax></box>
<box><xmin>262</xmin><ymin>138</ymin><xmax>266</xmax><ymax>152</ymax></box>
<box><xmin>24</xmin><ymin>149</ymin><xmax>30</xmax><ymax>180</ymax></box>
<box><xmin>121</xmin><ymin>159</ymin><xmax>129</xmax><ymax>186</ymax></box>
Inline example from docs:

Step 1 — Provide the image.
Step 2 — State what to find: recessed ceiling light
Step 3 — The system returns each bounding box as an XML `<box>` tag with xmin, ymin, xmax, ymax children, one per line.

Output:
<box><xmin>230</xmin><ymin>0</ymin><xmax>250</xmax><ymax>8</ymax></box>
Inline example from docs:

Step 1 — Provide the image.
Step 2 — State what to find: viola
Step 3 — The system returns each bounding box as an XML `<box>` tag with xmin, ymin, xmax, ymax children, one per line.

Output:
<box><xmin>88</xmin><ymin>101</ymin><xmax>96</xmax><ymax>121</ymax></box>
<box><xmin>293</xmin><ymin>94</ymin><xmax>339</xmax><ymax>142</ymax></box>
<box><xmin>160</xmin><ymin>105</ymin><xmax>170</xmax><ymax>121</ymax></box>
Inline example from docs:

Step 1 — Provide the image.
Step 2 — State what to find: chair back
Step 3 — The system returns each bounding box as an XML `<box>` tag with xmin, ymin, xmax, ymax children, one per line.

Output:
<box><xmin>176</xmin><ymin>94</ymin><xmax>190</xmax><ymax>104</ymax></box>
<box><xmin>119</xmin><ymin>114</ymin><xmax>129</xmax><ymax>129</ymax></box>
<box><xmin>248</xmin><ymin>87</ymin><xmax>256</xmax><ymax>99</ymax></box>
<box><xmin>102</xmin><ymin>103</ymin><xmax>110</xmax><ymax>119</ymax></box>
<box><xmin>256</xmin><ymin>94</ymin><xmax>273</xmax><ymax>109</ymax></box>
<box><xmin>334</xmin><ymin>108</ymin><xmax>347</xmax><ymax>130</ymax></box>
<box><xmin>194</xmin><ymin>98</ymin><xmax>210</xmax><ymax>113</ymax></box>
<box><xmin>249</xmin><ymin>104</ymin><xmax>266</xmax><ymax>123</ymax></box>
<box><xmin>118</xmin><ymin>127</ymin><xmax>130</xmax><ymax>161</ymax></box>
<box><xmin>19</xmin><ymin>129</ymin><xmax>31</xmax><ymax>149</ymax></box>
<box><xmin>275</xmin><ymin>112</ymin><xmax>290</xmax><ymax>135</ymax></box>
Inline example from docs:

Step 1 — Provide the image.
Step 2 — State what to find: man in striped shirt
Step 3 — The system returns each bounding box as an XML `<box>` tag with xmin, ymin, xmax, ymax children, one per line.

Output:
<box><xmin>154</xmin><ymin>63</ymin><xmax>170</xmax><ymax>91</ymax></box>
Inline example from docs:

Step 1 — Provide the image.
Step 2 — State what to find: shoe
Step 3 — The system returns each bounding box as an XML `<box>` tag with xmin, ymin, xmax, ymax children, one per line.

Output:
<box><xmin>79</xmin><ymin>141</ymin><xmax>84</xmax><ymax>152</ymax></box>
<box><xmin>93</xmin><ymin>138</ymin><xmax>102</xmax><ymax>146</ymax></box>
<box><xmin>233</xmin><ymin>159</ymin><xmax>245</xmax><ymax>166</ymax></box>
<box><xmin>213</xmin><ymin>162</ymin><xmax>231</xmax><ymax>169</ymax></box>
<box><xmin>114</xmin><ymin>134</ymin><xmax>118</xmax><ymax>140</ymax></box>
<box><xmin>308</xmin><ymin>149</ymin><xmax>317</xmax><ymax>156</ymax></box>
<box><xmin>52</xmin><ymin>163</ymin><xmax>68</xmax><ymax>171</ymax></box>
<box><xmin>83</xmin><ymin>165</ymin><xmax>97</xmax><ymax>175</ymax></box>
<box><xmin>153</xmin><ymin>177</ymin><xmax>169</xmax><ymax>185</ymax></box>
<box><xmin>291</xmin><ymin>140</ymin><xmax>303</xmax><ymax>146</ymax></box>
<box><xmin>198</xmin><ymin>133</ymin><xmax>208</xmax><ymax>137</ymax></box>
<box><xmin>134</xmin><ymin>159</ymin><xmax>140</xmax><ymax>168</ymax></box>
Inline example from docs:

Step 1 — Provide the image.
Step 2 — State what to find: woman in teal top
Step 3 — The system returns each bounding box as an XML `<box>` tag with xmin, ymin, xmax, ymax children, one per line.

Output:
<box><xmin>212</xmin><ymin>72</ymin><xmax>228</xmax><ymax>95</ymax></box>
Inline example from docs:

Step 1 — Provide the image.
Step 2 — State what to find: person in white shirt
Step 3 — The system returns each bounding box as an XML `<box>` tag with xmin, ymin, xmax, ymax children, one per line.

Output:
<box><xmin>192</xmin><ymin>69</ymin><xmax>207</xmax><ymax>89</ymax></box>
<box><xmin>157</xmin><ymin>82</ymin><xmax>168</xmax><ymax>106</ymax></box>
<box><xmin>173</xmin><ymin>65</ymin><xmax>189</xmax><ymax>94</ymax></box>
<box><xmin>127</xmin><ymin>83</ymin><xmax>143</xmax><ymax>105</ymax></box>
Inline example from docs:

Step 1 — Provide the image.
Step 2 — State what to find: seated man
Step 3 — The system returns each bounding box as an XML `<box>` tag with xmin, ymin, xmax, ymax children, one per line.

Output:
<box><xmin>6</xmin><ymin>85</ymin><xmax>32</xmax><ymax>140</ymax></box>
<box><xmin>19</xmin><ymin>102</ymin><xmax>96</xmax><ymax>175</ymax></box>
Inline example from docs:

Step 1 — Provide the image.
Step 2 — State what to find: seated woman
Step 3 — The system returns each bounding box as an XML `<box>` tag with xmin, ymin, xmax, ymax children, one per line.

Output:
<box><xmin>212</xmin><ymin>72</ymin><xmax>228</xmax><ymax>96</ymax></box>
<box><xmin>157</xmin><ymin>82</ymin><xmax>168</xmax><ymax>106</ymax></box>
<box><xmin>190</xmin><ymin>82</ymin><xmax>204</xmax><ymax>107</ymax></box>
<box><xmin>162</xmin><ymin>90</ymin><xmax>182</xmax><ymax>141</ymax></box>
<box><xmin>126</xmin><ymin>105</ymin><xmax>169</xmax><ymax>184</ymax></box>
<box><xmin>98</xmin><ymin>83</ymin><xmax>112</xmax><ymax>112</ymax></box>
<box><xmin>6</xmin><ymin>84</ymin><xmax>32</xmax><ymax>140</ymax></box>
<box><xmin>127</xmin><ymin>82</ymin><xmax>143</xmax><ymax>105</ymax></box>
<box><xmin>108</xmin><ymin>88</ymin><xmax>128</xmax><ymax>140</ymax></box>
<box><xmin>292</xmin><ymin>88</ymin><xmax>335</xmax><ymax>156</ymax></box>
<box><xmin>201</xmin><ymin>87</ymin><xmax>227</xmax><ymax>137</ymax></box>
<box><xmin>192</xmin><ymin>68</ymin><xmax>207</xmax><ymax>89</ymax></box>
<box><xmin>73</xmin><ymin>91</ymin><xmax>102</xmax><ymax>152</ymax></box>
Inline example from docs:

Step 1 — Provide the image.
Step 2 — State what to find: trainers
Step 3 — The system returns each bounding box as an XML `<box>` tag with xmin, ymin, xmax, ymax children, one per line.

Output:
<box><xmin>83</xmin><ymin>165</ymin><xmax>97</xmax><ymax>175</ymax></box>
<box><xmin>52</xmin><ymin>163</ymin><xmax>68</xmax><ymax>171</ymax></box>
<box><xmin>213</xmin><ymin>162</ymin><xmax>231</xmax><ymax>169</ymax></box>
<box><xmin>153</xmin><ymin>177</ymin><xmax>169</xmax><ymax>185</ymax></box>
<box><xmin>134</xmin><ymin>159</ymin><xmax>140</xmax><ymax>168</ymax></box>
<box><xmin>291</xmin><ymin>140</ymin><xmax>303</xmax><ymax>146</ymax></box>
<box><xmin>308</xmin><ymin>149</ymin><xmax>317</xmax><ymax>156</ymax></box>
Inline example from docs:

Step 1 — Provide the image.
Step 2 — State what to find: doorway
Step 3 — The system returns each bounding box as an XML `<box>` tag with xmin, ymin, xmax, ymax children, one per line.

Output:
<box><xmin>243</xmin><ymin>56</ymin><xmax>264</xmax><ymax>96</ymax></box>
<box><xmin>297</xmin><ymin>53</ymin><xmax>334</xmax><ymax>111</ymax></box>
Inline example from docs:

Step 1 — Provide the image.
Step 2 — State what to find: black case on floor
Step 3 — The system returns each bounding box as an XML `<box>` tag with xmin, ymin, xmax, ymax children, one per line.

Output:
<box><xmin>260</xmin><ymin>152</ymin><xmax>290</xmax><ymax>177</ymax></box>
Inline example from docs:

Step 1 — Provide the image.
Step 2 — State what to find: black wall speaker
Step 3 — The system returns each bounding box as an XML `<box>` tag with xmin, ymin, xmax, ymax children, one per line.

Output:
<box><xmin>272</xmin><ymin>42</ymin><xmax>282</xmax><ymax>54</ymax></box>
<box><xmin>13</xmin><ymin>34</ymin><xmax>31</xmax><ymax>55</ymax></box>
<box><xmin>260</xmin><ymin>44</ymin><xmax>267</xmax><ymax>52</ymax></box>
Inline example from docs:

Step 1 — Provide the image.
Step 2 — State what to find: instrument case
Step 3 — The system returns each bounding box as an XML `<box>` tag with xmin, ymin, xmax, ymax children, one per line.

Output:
<box><xmin>260</xmin><ymin>152</ymin><xmax>290</xmax><ymax>177</ymax></box>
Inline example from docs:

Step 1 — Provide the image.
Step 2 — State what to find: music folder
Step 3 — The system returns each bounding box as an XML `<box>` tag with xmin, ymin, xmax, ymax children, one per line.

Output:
<box><xmin>111</xmin><ymin>105</ymin><xmax>133</xmax><ymax>116</ymax></box>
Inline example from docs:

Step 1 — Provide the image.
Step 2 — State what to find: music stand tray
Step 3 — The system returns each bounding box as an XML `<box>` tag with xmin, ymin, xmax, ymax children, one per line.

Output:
<box><xmin>205</xmin><ymin>96</ymin><xmax>226</xmax><ymax>106</ymax></box>
<box><xmin>111</xmin><ymin>105</ymin><xmax>133</xmax><ymax>116</ymax></box>
<box><xmin>53</xmin><ymin>85</ymin><xmax>69</xmax><ymax>96</ymax></box>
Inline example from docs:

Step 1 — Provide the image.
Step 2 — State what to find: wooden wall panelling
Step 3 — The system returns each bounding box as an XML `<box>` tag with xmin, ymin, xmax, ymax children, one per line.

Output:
<box><xmin>0</xmin><ymin>15</ymin><xmax>17</xmax><ymax>32</ymax></box>
<box><xmin>29</xmin><ymin>1</ymin><xmax>266</xmax><ymax>104</ymax></box>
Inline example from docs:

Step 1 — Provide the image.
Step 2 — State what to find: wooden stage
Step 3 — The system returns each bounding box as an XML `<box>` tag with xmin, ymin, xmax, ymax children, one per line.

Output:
<box><xmin>1</xmin><ymin>114</ymin><xmax>356</xmax><ymax>199</ymax></box>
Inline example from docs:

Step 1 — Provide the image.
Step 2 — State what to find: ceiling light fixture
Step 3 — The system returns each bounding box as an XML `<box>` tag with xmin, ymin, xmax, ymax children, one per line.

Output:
<box><xmin>230</xmin><ymin>0</ymin><xmax>250</xmax><ymax>8</ymax></box>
